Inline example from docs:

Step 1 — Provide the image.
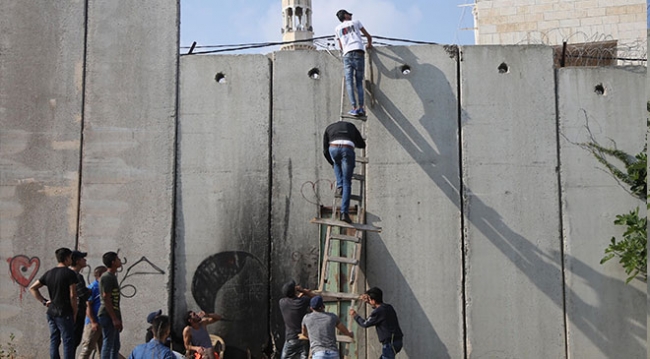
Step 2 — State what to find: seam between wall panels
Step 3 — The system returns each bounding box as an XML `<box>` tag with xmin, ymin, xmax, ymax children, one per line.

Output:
<box><xmin>266</xmin><ymin>55</ymin><xmax>274</xmax><ymax>353</ymax></box>
<box><xmin>553</xmin><ymin>68</ymin><xmax>570</xmax><ymax>359</ymax></box>
<box><xmin>75</xmin><ymin>0</ymin><xmax>90</xmax><ymax>250</ymax></box>
<box><xmin>457</xmin><ymin>46</ymin><xmax>469</xmax><ymax>359</ymax></box>
<box><xmin>169</xmin><ymin>0</ymin><xmax>181</xmax><ymax>336</ymax></box>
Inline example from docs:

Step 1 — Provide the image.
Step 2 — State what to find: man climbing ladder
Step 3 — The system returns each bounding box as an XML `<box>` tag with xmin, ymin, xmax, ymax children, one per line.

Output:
<box><xmin>322</xmin><ymin>120</ymin><xmax>366</xmax><ymax>223</ymax></box>
<box><xmin>335</xmin><ymin>9</ymin><xmax>372</xmax><ymax>117</ymax></box>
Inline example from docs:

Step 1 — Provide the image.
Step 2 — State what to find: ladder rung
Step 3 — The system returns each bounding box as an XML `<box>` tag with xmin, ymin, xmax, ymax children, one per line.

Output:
<box><xmin>352</xmin><ymin>174</ymin><xmax>365</xmax><ymax>181</ymax></box>
<box><xmin>349</xmin><ymin>194</ymin><xmax>362</xmax><ymax>201</ymax></box>
<box><xmin>330</xmin><ymin>234</ymin><xmax>360</xmax><ymax>243</ymax></box>
<box><xmin>311</xmin><ymin>217</ymin><xmax>382</xmax><ymax>232</ymax></box>
<box><xmin>339</xmin><ymin>114</ymin><xmax>367</xmax><ymax>122</ymax></box>
<box><xmin>317</xmin><ymin>291</ymin><xmax>360</xmax><ymax>301</ymax></box>
<box><xmin>356</xmin><ymin>157</ymin><xmax>368</xmax><ymax>163</ymax></box>
<box><xmin>336</xmin><ymin>335</ymin><xmax>354</xmax><ymax>343</ymax></box>
<box><xmin>328</xmin><ymin>256</ymin><xmax>358</xmax><ymax>265</ymax></box>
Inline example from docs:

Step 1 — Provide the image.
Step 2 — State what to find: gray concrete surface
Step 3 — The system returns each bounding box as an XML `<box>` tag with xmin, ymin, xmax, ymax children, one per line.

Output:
<box><xmin>1</xmin><ymin>2</ymin><xmax>648</xmax><ymax>357</ymax></box>
<box><xmin>78</xmin><ymin>0</ymin><xmax>178</xmax><ymax>355</ymax></box>
<box><xmin>175</xmin><ymin>54</ymin><xmax>271</xmax><ymax>358</ymax></box>
<box><xmin>558</xmin><ymin>66</ymin><xmax>647</xmax><ymax>359</ymax></box>
<box><xmin>365</xmin><ymin>45</ymin><xmax>463</xmax><ymax>358</ymax></box>
<box><xmin>0</xmin><ymin>1</ymin><xmax>85</xmax><ymax>357</ymax></box>
<box><xmin>269</xmin><ymin>49</ymin><xmax>350</xmax><ymax>352</ymax></box>
<box><xmin>460</xmin><ymin>46</ymin><xmax>565</xmax><ymax>358</ymax></box>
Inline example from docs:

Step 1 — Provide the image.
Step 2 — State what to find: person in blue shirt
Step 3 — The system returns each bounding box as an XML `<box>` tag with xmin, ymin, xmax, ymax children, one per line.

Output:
<box><xmin>129</xmin><ymin>315</ymin><xmax>175</xmax><ymax>359</ymax></box>
<box><xmin>78</xmin><ymin>265</ymin><xmax>107</xmax><ymax>359</ymax></box>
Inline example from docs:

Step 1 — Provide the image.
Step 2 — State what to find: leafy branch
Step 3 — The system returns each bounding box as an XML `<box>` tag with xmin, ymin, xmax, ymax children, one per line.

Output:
<box><xmin>582</xmin><ymin>107</ymin><xmax>647</xmax><ymax>283</ymax></box>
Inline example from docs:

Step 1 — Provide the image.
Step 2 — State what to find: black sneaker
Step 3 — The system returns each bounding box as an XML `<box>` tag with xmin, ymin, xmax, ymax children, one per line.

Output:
<box><xmin>340</xmin><ymin>213</ymin><xmax>352</xmax><ymax>223</ymax></box>
<box><xmin>357</xmin><ymin>108</ymin><xmax>366</xmax><ymax>117</ymax></box>
<box><xmin>335</xmin><ymin>187</ymin><xmax>342</xmax><ymax>198</ymax></box>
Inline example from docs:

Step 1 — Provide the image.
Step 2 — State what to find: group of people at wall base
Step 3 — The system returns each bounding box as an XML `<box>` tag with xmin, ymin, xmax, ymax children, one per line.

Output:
<box><xmin>279</xmin><ymin>280</ymin><xmax>403</xmax><ymax>359</ymax></box>
<box><xmin>29</xmin><ymin>247</ymin><xmax>224</xmax><ymax>359</ymax></box>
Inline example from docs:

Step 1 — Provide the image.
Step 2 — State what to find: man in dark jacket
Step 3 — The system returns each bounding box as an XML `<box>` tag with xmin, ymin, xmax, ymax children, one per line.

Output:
<box><xmin>350</xmin><ymin>287</ymin><xmax>403</xmax><ymax>359</ymax></box>
<box><xmin>323</xmin><ymin>120</ymin><xmax>366</xmax><ymax>223</ymax></box>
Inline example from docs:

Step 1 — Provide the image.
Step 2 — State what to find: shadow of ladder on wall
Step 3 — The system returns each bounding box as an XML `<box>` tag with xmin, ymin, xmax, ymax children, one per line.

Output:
<box><xmin>310</xmin><ymin>75</ymin><xmax>382</xmax><ymax>354</ymax></box>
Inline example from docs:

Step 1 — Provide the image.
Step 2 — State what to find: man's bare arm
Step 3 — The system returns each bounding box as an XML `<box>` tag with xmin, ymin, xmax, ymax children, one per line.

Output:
<box><xmin>102</xmin><ymin>290</ymin><xmax>122</xmax><ymax>331</ymax></box>
<box><xmin>69</xmin><ymin>284</ymin><xmax>78</xmax><ymax>319</ymax></box>
<box><xmin>199</xmin><ymin>311</ymin><xmax>222</xmax><ymax>325</ymax></box>
<box><xmin>336</xmin><ymin>321</ymin><xmax>354</xmax><ymax>339</ymax></box>
<box><xmin>360</xmin><ymin>27</ymin><xmax>372</xmax><ymax>49</ymax></box>
<box><xmin>29</xmin><ymin>280</ymin><xmax>49</xmax><ymax>306</ymax></box>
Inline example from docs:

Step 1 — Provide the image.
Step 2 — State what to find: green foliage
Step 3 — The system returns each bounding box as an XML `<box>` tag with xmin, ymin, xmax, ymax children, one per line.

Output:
<box><xmin>581</xmin><ymin>141</ymin><xmax>646</xmax><ymax>201</ymax></box>
<box><xmin>600</xmin><ymin>207</ymin><xmax>647</xmax><ymax>283</ymax></box>
<box><xmin>584</xmin><ymin>106</ymin><xmax>647</xmax><ymax>284</ymax></box>
<box><xmin>0</xmin><ymin>333</ymin><xmax>17</xmax><ymax>359</ymax></box>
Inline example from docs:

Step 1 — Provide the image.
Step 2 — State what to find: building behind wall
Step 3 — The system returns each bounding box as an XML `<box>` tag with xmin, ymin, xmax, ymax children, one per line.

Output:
<box><xmin>280</xmin><ymin>0</ymin><xmax>315</xmax><ymax>50</ymax></box>
<box><xmin>472</xmin><ymin>0</ymin><xmax>647</xmax><ymax>66</ymax></box>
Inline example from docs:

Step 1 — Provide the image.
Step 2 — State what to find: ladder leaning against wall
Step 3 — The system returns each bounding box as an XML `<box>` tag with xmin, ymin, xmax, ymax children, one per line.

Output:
<box><xmin>310</xmin><ymin>72</ymin><xmax>381</xmax><ymax>355</ymax></box>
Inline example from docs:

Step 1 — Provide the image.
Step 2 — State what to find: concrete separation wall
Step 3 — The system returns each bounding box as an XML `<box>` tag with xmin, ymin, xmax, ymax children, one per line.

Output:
<box><xmin>0</xmin><ymin>1</ymin><xmax>85</xmax><ymax>357</ymax></box>
<box><xmin>78</xmin><ymin>0</ymin><xmax>178</xmax><ymax>355</ymax></box>
<box><xmin>461</xmin><ymin>46</ymin><xmax>565</xmax><ymax>358</ymax></box>
<box><xmin>558</xmin><ymin>66</ymin><xmax>647</xmax><ymax>359</ymax></box>
<box><xmin>269</xmin><ymin>50</ymin><xmax>346</xmax><ymax>350</ymax></box>
<box><xmin>1</xmin><ymin>2</ymin><xmax>647</xmax><ymax>357</ymax></box>
<box><xmin>366</xmin><ymin>45</ymin><xmax>463</xmax><ymax>358</ymax></box>
<box><xmin>175</xmin><ymin>54</ymin><xmax>271</xmax><ymax>358</ymax></box>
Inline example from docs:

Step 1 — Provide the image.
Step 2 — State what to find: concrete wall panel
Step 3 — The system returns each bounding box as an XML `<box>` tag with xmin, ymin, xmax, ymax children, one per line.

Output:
<box><xmin>460</xmin><ymin>45</ymin><xmax>565</xmax><ymax>358</ymax></box>
<box><xmin>558</xmin><ymin>66</ymin><xmax>647</xmax><ymax>359</ymax></box>
<box><xmin>0</xmin><ymin>1</ymin><xmax>85</xmax><ymax>357</ymax></box>
<box><xmin>79</xmin><ymin>0</ymin><xmax>178</xmax><ymax>355</ymax></box>
<box><xmin>365</xmin><ymin>45</ymin><xmax>463</xmax><ymax>359</ymax></box>
<box><xmin>270</xmin><ymin>50</ymin><xmax>345</xmax><ymax>350</ymax></box>
<box><xmin>175</xmin><ymin>54</ymin><xmax>271</xmax><ymax>357</ymax></box>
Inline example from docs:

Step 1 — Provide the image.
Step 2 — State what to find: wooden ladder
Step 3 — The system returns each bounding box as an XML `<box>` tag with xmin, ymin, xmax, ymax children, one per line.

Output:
<box><xmin>310</xmin><ymin>77</ymin><xmax>381</xmax><ymax>348</ymax></box>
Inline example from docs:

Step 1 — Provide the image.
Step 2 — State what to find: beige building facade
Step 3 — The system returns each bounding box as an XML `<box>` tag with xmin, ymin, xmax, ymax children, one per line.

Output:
<box><xmin>473</xmin><ymin>0</ymin><xmax>646</xmax><ymax>64</ymax></box>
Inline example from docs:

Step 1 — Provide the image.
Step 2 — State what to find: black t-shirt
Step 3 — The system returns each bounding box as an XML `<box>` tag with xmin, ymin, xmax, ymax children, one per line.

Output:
<box><xmin>279</xmin><ymin>296</ymin><xmax>310</xmax><ymax>340</ymax></box>
<box><xmin>39</xmin><ymin>266</ymin><xmax>78</xmax><ymax>317</ymax></box>
<box><xmin>75</xmin><ymin>272</ymin><xmax>90</xmax><ymax>313</ymax></box>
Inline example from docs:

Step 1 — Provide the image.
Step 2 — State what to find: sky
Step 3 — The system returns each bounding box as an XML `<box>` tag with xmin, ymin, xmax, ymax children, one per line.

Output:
<box><xmin>181</xmin><ymin>0</ymin><xmax>477</xmax><ymax>54</ymax></box>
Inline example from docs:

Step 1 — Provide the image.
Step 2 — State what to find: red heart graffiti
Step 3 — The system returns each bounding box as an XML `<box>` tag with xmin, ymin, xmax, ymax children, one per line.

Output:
<box><xmin>300</xmin><ymin>179</ymin><xmax>335</xmax><ymax>206</ymax></box>
<box><xmin>8</xmin><ymin>255</ymin><xmax>40</xmax><ymax>288</ymax></box>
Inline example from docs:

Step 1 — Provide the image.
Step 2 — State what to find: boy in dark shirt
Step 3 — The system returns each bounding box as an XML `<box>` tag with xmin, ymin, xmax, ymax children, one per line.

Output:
<box><xmin>350</xmin><ymin>287</ymin><xmax>404</xmax><ymax>359</ymax></box>
<box><xmin>29</xmin><ymin>248</ymin><xmax>79</xmax><ymax>359</ymax></box>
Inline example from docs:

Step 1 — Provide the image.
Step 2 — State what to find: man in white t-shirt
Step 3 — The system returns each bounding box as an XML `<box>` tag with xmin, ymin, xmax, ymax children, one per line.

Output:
<box><xmin>334</xmin><ymin>9</ymin><xmax>372</xmax><ymax>118</ymax></box>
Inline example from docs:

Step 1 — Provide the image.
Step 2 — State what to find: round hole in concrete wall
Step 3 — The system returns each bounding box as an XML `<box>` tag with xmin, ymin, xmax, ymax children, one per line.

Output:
<box><xmin>594</xmin><ymin>83</ymin><xmax>605</xmax><ymax>95</ymax></box>
<box><xmin>400</xmin><ymin>65</ymin><xmax>411</xmax><ymax>75</ymax></box>
<box><xmin>308</xmin><ymin>68</ymin><xmax>320</xmax><ymax>80</ymax></box>
<box><xmin>215</xmin><ymin>72</ymin><xmax>227</xmax><ymax>83</ymax></box>
<box><xmin>498</xmin><ymin>63</ymin><xmax>509</xmax><ymax>73</ymax></box>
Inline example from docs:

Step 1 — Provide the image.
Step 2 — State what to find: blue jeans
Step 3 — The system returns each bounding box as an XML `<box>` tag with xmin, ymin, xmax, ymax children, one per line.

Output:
<box><xmin>343</xmin><ymin>51</ymin><xmax>365</xmax><ymax>109</ymax></box>
<box><xmin>329</xmin><ymin>146</ymin><xmax>355</xmax><ymax>214</ymax></box>
<box><xmin>47</xmin><ymin>313</ymin><xmax>75</xmax><ymax>359</ymax></box>
<box><xmin>98</xmin><ymin>315</ymin><xmax>120</xmax><ymax>359</ymax></box>
<box><xmin>280</xmin><ymin>339</ymin><xmax>308</xmax><ymax>359</ymax></box>
<box><xmin>380</xmin><ymin>339</ymin><xmax>403</xmax><ymax>359</ymax></box>
<box><xmin>312</xmin><ymin>350</ymin><xmax>339</xmax><ymax>359</ymax></box>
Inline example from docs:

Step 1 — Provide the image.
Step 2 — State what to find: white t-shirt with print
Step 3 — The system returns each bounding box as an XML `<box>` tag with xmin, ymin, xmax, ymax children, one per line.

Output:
<box><xmin>335</xmin><ymin>19</ymin><xmax>365</xmax><ymax>55</ymax></box>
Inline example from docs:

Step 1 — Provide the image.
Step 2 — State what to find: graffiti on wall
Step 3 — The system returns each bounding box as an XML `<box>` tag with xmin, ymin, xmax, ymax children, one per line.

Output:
<box><xmin>7</xmin><ymin>255</ymin><xmax>41</xmax><ymax>299</ymax></box>
<box><xmin>300</xmin><ymin>179</ymin><xmax>336</xmax><ymax>206</ymax></box>
<box><xmin>192</xmin><ymin>251</ymin><xmax>267</xmax><ymax>358</ymax></box>
<box><xmin>118</xmin><ymin>255</ymin><xmax>166</xmax><ymax>298</ymax></box>
<box><xmin>6</xmin><ymin>252</ymin><xmax>165</xmax><ymax>300</ymax></box>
